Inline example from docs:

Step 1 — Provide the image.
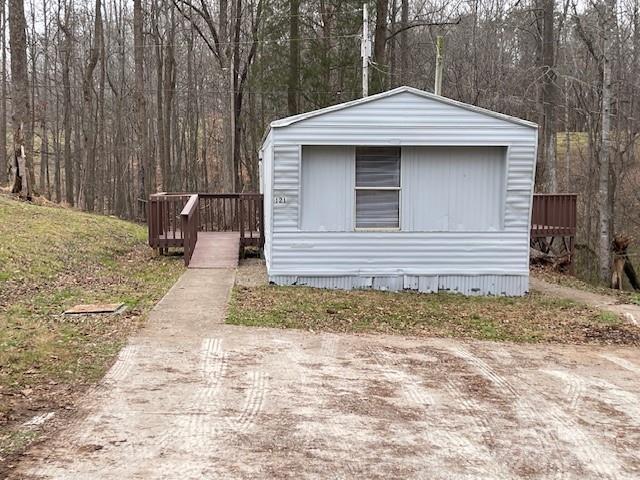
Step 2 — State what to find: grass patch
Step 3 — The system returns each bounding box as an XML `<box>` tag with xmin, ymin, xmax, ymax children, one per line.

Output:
<box><xmin>0</xmin><ymin>195</ymin><xmax>184</xmax><ymax>466</ymax></box>
<box><xmin>227</xmin><ymin>285</ymin><xmax>640</xmax><ymax>345</ymax></box>
<box><xmin>596</xmin><ymin>311</ymin><xmax>621</xmax><ymax>325</ymax></box>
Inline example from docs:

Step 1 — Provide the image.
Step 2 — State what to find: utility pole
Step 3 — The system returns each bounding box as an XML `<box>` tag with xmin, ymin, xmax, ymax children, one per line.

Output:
<box><xmin>434</xmin><ymin>36</ymin><xmax>444</xmax><ymax>95</ymax></box>
<box><xmin>361</xmin><ymin>4</ymin><xmax>371</xmax><ymax>97</ymax></box>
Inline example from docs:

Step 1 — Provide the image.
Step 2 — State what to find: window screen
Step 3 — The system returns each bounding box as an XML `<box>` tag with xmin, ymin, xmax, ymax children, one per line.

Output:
<box><xmin>355</xmin><ymin>147</ymin><xmax>400</xmax><ymax>228</ymax></box>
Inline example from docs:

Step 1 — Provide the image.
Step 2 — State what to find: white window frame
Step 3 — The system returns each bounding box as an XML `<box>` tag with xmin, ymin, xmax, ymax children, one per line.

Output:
<box><xmin>353</xmin><ymin>147</ymin><xmax>401</xmax><ymax>232</ymax></box>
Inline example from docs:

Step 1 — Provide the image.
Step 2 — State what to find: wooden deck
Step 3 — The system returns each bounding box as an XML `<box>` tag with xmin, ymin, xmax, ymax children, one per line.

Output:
<box><xmin>148</xmin><ymin>192</ymin><xmax>264</xmax><ymax>267</ymax></box>
<box><xmin>188</xmin><ymin>232</ymin><xmax>240</xmax><ymax>269</ymax></box>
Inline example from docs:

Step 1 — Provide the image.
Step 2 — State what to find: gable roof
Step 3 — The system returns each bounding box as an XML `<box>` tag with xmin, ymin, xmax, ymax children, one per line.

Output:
<box><xmin>269</xmin><ymin>86</ymin><xmax>537</xmax><ymax>130</ymax></box>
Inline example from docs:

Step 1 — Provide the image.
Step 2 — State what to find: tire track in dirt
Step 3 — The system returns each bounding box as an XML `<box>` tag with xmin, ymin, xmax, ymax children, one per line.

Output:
<box><xmin>184</xmin><ymin>338</ymin><xmax>229</xmax><ymax>447</ymax></box>
<box><xmin>102</xmin><ymin>345</ymin><xmax>139</xmax><ymax>384</ymax></box>
<box><xmin>545</xmin><ymin>369</ymin><xmax>640</xmax><ymax>422</ymax></box>
<box><xmin>369</xmin><ymin>346</ymin><xmax>433</xmax><ymax>407</ymax></box>
<box><xmin>448</xmin><ymin>345</ymin><xmax>625</xmax><ymax>479</ymax></box>
<box><xmin>444</xmin><ymin>345</ymin><xmax>569</xmax><ymax>479</ymax></box>
<box><xmin>319</xmin><ymin>334</ymin><xmax>338</xmax><ymax>359</ymax></box>
<box><xmin>227</xmin><ymin>370</ymin><xmax>267</xmax><ymax>433</ymax></box>
<box><xmin>369</xmin><ymin>345</ymin><xmax>513</xmax><ymax>478</ymax></box>
<box><xmin>273</xmin><ymin>334</ymin><xmax>353</xmax><ymax>474</ymax></box>
<box><xmin>600</xmin><ymin>354</ymin><xmax>640</xmax><ymax>375</ymax></box>
<box><xmin>542</xmin><ymin>369</ymin><xmax>587</xmax><ymax>411</ymax></box>
<box><xmin>155</xmin><ymin>338</ymin><xmax>228</xmax><ymax>452</ymax></box>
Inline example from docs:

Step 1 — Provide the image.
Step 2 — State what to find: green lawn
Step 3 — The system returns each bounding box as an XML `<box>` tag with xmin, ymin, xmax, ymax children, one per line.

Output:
<box><xmin>0</xmin><ymin>195</ymin><xmax>184</xmax><ymax>465</ymax></box>
<box><xmin>228</xmin><ymin>285</ymin><xmax>640</xmax><ymax>345</ymax></box>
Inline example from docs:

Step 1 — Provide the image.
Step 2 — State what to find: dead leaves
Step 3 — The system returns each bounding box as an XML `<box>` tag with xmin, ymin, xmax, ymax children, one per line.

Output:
<box><xmin>229</xmin><ymin>285</ymin><xmax>640</xmax><ymax>346</ymax></box>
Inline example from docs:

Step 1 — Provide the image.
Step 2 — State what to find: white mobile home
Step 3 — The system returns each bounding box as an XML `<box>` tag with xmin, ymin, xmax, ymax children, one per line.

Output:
<box><xmin>259</xmin><ymin>86</ymin><xmax>537</xmax><ymax>296</ymax></box>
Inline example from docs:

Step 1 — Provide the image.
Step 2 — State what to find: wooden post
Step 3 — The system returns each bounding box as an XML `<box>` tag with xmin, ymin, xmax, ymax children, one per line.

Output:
<box><xmin>239</xmin><ymin>196</ymin><xmax>245</xmax><ymax>258</ymax></box>
<box><xmin>434</xmin><ymin>36</ymin><xmax>444</xmax><ymax>95</ymax></box>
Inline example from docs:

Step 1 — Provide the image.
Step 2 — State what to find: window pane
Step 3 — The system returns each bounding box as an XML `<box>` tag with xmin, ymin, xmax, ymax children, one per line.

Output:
<box><xmin>356</xmin><ymin>190</ymin><xmax>399</xmax><ymax>228</ymax></box>
<box><xmin>356</xmin><ymin>147</ymin><xmax>400</xmax><ymax>187</ymax></box>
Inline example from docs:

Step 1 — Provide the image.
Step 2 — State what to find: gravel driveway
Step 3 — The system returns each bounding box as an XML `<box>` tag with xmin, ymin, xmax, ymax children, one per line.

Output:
<box><xmin>12</xmin><ymin>269</ymin><xmax>640</xmax><ymax>479</ymax></box>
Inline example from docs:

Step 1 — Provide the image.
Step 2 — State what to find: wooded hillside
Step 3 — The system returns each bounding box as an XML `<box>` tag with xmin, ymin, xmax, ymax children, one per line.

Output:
<box><xmin>0</xmin><ymin>0</ymin><xmax>638</xmax><ymax>283</ymax></box>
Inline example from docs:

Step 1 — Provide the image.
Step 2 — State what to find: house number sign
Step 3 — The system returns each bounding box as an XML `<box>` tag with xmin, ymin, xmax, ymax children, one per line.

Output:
<box><xmin>274</xmin><ymin>195</ymin><xmax>287</xmax><ymax>205</ymax></box>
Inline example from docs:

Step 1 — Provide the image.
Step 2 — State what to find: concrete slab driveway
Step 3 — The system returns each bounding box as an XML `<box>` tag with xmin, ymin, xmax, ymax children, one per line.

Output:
<box><xmin>13</xmin><ymin>269</ymin><xmax>640</xmax><ymax>479</ymax></box>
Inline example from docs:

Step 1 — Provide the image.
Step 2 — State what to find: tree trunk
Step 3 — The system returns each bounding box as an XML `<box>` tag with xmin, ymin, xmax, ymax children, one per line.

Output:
<box><xmin>82</xmin><ymin>0</ymin><xmax>102</xmax><ymax>212</ymax></box>
<box><xmin>537</xmin><ymin>0</ymin><xmax>558</xmax><ymax>193</ymax></box>
<box><xmin>287</xmin><ymin>0</ymin><xmax>299</xmax><ymax>115</ymax></box>
<box><xmin>8</xmin><ymin>0</ymin><xmax>34</xmax><ymax>199</ymax></box>
<box><xmin>0</xmin><ymin>0</ymin><xmax>7</xmax><ymax>186</ymax></box>
<box><xmin>61</xmin><ymin>6</ymin><xmax>73</xmax><ymax>205</ymax></box>
<box><xmin>40</xmin><ymin>0</ymin><xmax>50</xmax><ymax>198</ymax></box>
<box><xmin>372</xmin><ymin>0</ymin><xmax>389</xmax><ymax>93</ymax></box>
<box><xmin>598</xmin><ymin>0</ymin><xmax>615</xmax><ymax>283</ymax></box>
<box><xmin>134</xmin><ymin>0</ymin><xmax>149</xmax><ymax>215</ymax></box>
<box><xmin>399</xmin><ymin>0</ymin><xmax>408</xmax><ymax>83</ymax></box>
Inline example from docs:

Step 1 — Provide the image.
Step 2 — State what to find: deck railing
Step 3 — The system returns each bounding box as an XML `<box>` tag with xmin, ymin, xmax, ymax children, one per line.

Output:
<box><xmin>148</xmin><ymin>192</ymin><xmax>264</xmax><ymax>255</ymax></box>
<box><xmin>180</xmin><ymin>195</ymin><xmax>199</xmax><ymax>266</ymax></box>
<box><xmin>148</xmin><ymin>193</ymin><xmax>193</xmax><ymax>250</ymax></box>
<box><xmin>531</xmin><ymin>193</ymin><xmax>577</xmax><ymax>238</ymax></box>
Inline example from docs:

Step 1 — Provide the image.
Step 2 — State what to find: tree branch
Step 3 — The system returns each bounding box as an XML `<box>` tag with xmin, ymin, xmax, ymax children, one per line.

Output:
<box><xmin>386</xmin><ymin>17</ymin><xmax>461</xmax><ymax>42</ymax></box>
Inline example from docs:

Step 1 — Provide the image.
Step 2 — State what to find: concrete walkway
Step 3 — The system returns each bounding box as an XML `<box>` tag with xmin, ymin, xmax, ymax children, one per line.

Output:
<box><xmin>13</xmin><ymin>269</ymin><xmax>640</xmax><ymax>479</ymax></box>
<box><xmin>531</xmin><ymin>276</ymin><xmax>640</xmax><ymax>325</ymax></box>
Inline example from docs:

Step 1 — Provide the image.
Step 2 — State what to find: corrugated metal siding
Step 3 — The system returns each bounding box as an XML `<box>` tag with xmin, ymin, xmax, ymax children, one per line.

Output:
<box><xmin>301</xmin><ymin>146</ymin><xmax>354</xmax><ymax>231</ymax></box>
<box><xmin>284</xmin><ymin>92</ymin><xmax>522</xmax><ymax>129</ymax></box>
<box><xmin>266</xmin><ymin>90</ymin><xmax>536</xmax><ymax>295</ymax></box>
<box><xmin>269</xmin><ymin>232</ymin><xmax>529</xmax><ymax>275</ymax></box>
<box><xmin>270</xmin><ymin>274</ymin><xmax>528</xmax><ymax>296</ymax></box>
<box><xmin>402</xmin><ymin>147</ymin><xmax>505</xmax><ymax>231</ymax></box>
<box><xmin>272</xmin><ymin>144</ymin><xmax>300</xmax><ymax>232</ymax></box>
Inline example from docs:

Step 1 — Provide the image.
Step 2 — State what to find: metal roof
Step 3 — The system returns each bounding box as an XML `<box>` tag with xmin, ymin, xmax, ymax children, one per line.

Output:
<box><xmin>269</xmin><ymin>86</ymin><xmax>538</xmax><ymax>130</ymax></box>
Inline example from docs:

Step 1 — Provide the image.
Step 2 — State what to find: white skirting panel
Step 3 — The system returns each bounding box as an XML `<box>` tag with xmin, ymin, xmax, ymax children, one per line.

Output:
<box><xmin>269</xmin><ymin>274</ymin><xmax>529</xmax><ymax>296</ymax></box>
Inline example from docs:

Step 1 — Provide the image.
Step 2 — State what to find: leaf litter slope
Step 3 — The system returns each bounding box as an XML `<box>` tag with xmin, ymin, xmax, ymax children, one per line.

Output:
<box><xmin>0</xmin><ymin>195</ymin><xmax>183</xmax><ymax>469</ymax></box>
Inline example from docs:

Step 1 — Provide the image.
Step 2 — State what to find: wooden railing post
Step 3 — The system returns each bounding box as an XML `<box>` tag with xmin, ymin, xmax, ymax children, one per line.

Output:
<box><xmin>180</xmin><ymin>194</ymin><xmax>200</xmax><ymax>266</ymax></box>
<box><xmin>239</xmin><ymin>196</ymin><xmax>245</xmax><ymax>252</ymax></box>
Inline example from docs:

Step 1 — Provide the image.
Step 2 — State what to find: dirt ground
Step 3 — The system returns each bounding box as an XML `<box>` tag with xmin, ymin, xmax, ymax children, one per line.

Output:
<box><xmin>8</xmin><ymin>267</ymin><xmax>640</xmax><ymax>479</ymax></box>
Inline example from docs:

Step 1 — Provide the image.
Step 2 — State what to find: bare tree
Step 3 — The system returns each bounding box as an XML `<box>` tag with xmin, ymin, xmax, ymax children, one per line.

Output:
<box><xmin>598</xmin><ymin>0</ymin><xmax>616</xmax><ymax>282</ymax></box>
<box><xmin>59</xmin><ymin>0</ymin><xmax>73</xmax><ymax>205</ymax></box>
<box><xmin>134</xmin><ymin>0</ymin><xmax>149</xmax><ymax>216</ymax></box>
<box><xmin>287</xmin><ymin>0</ymin><xmax>299</xmax><ymax>115</ymax></box>
<box><xmin>0</xmin><ymin>0</ymin><xmax>7</xmax><ymax>186</ymax></box>
<box><xmin>8</xmin><ymin>0</ymin><xmax>34</xmax><ymax>199</ymax></box>
<box><xmin>537</xmin><ymin>0</ymin><xmax>558</xmax><ymax>192</ymax></box>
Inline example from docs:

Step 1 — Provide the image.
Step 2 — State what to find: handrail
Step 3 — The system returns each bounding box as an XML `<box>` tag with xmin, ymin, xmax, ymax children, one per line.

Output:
<box><xmin>180</xmin><ymin>194</ymin><xmax>199</xmax><ymax>266</ymax></box>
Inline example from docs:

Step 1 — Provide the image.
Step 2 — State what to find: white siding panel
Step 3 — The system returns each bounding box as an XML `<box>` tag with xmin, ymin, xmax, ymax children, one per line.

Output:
<box><xmin>402</xmin><ymin>147</ymin><xmax>505</xmax><ymax>231</ymax></box>
<box><xmin>273</xmin><ymin>144</ymin><xmax>300</xmax><ymax>231</ymax></box>
<box><xmin>269</xmin><ymin>232</ymin><xmax>529</xmax><ymax>275</ymax></box>
<box><xmin>402</xmin><ymin>148</ymin><xmax>449</xmax><ymax>231</ymax></box>
<box><xmin>301</xmin><ymin>146</ymin><xmax>353</xmax><ymax>231</ymax></box>
<box><xmin>295</xmin><ymin>92</ymin><xmax>519</xmax><ymax>129</ymax></box>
